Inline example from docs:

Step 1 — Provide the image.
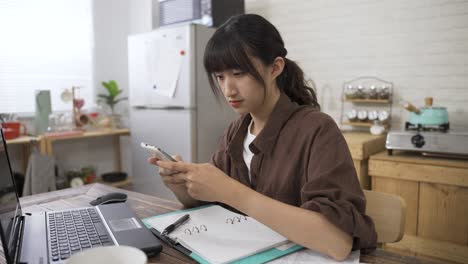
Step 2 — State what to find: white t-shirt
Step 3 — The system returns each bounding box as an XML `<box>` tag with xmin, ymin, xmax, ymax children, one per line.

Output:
<box><xmin>243</xmin><ymin>120</ymin><xmax>256</xmax><ymax>182</ymax></box>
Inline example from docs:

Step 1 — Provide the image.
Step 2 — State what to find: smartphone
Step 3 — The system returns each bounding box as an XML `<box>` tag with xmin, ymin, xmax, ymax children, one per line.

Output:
<box><xmin>140</xmin><ymin>142</ymin><xmax>177</xmax><ymax>162</ymax></box>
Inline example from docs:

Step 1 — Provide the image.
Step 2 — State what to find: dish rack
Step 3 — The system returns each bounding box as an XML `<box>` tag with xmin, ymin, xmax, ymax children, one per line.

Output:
<box><xmin>339</xmin><ymin>76</ymin><xmax>393</xmax><ymax>131</ymax></box>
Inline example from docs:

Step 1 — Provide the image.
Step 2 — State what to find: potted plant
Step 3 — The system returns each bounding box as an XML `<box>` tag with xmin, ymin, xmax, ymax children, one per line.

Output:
<box><xmin>98</xmin><ymin>80</ymin><xmax>128</xmax><ymax>128</ymax></box>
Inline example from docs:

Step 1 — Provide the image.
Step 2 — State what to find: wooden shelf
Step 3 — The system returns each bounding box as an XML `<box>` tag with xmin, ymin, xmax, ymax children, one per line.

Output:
<box><xmin>42</xmin><ymin>128</ymin><xmax>131</xmax><ymax>187</ymax></box>
<box><xmin>342</xmin><ymin>122</ymin><xmax>371</xmax><ymax>127</ymax></box>
<box><xmin>5</xmin><ymin>136</ymin><xmax>40</xmax><ymax>145</ymax></box>
<box><xmin>342</xmin><ymin>122</ymin><xmax>389</xmax><ymax>128</ymax></box>
<box><xmin>43</xmin><ymin>128</ymin><xmax>130</xmax><ymax>172</ymax></box>
<box><xmin>44</xmin><ymin>128</ymin><xmax>130</xmax><ymax>142</ymax></box>
<box><xmin>344</xmin><ymin>98</ymin><xmax>391</xmax><ymax>104</ymax></box>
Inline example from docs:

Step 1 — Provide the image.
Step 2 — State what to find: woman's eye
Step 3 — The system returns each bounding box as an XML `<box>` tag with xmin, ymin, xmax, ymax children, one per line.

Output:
<box><xmin>215</xmin><ymin>75</ymin><xmax>224</xmax><ymax>80</ymax></box>
<box><xmin>233</xmin><ymin>71</ymin><xmax>245</xmax><ymax>76</ymax></box>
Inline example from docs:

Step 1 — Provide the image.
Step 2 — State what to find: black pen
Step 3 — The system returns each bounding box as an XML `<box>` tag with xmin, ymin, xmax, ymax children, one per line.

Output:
<box><xmin>162</xmin><ymin>214</ymin><xmax>190</xmax><ymax>236</ymax></box>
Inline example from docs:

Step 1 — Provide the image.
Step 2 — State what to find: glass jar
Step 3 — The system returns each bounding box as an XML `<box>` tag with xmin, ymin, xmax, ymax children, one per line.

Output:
<box><xmin>356</xmin><ymin>85</ymin><xmax>366</xmax><ymax>99</ymax></box>
<box><xmin>47</xmin><ymin>113</ymin><xmax>58</xmax><ymax>132</ymax></box>
<box><xmin>368</xmin><ymin>110</ymin><xmax>378</xmax><ymax>121</ymax></box>
<box><xmin>368</xmin><ymin>85</ymin><xmax>378</xmax><ymax>99</ymax></box>
<box><xmin>344</xmin><ymin>85</ymin><xmax>357</xmax><ymax>99</ymax></box>
<box><xmin>378</xmin><ymin>85</ymin><xmax>390</xmax><ymax>100</ymax></box>
<box><xmin>110</xmin><ymin>114</ymin><xmax>121</xmax><ymax>129</ymax></box>
<box><xmin>378</xmin><ymin>110</ymin><xmax>390</xmax><ymax>123</ymax></box>
<box><xmin>346</xmin><ymin>109</ymin><xmax>358</xmax><ymax>122</ymax></box>
<box><xmin>357</xmin><ymin>110</ymin><xmax>368</xmax><ymax>122</ymax></box>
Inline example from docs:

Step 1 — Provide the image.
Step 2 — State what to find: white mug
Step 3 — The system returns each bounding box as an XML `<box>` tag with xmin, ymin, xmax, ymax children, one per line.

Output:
<box><xmin>66</xmin><ymin>245</ymin><xmax>147</xmax><ymax>264</ymax></box>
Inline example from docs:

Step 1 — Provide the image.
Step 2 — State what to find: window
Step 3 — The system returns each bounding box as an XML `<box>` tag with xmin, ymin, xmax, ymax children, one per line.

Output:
<box><xmin>0</xmin><ymin>0</ymin><xmax>94</xmax><ymax>113</ymax></box>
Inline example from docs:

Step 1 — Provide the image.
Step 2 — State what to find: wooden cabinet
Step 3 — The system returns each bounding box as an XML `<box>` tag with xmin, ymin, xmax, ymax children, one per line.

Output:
<box><xmin>342</xmin><ymin>132</ymin><xmax>386</xmax><ymax>189</ymax></box>
<box><xmin>6</xmin><ymin>129</ymin><xmax>133</xmax><ymax>189</ymax></box>
<box><xmin>43</xmin><ymin>129</ymin><xmax>130</xmax><ymax>172</ymax></box>
<box><xmin>369</xmin><ymin>151</ymin><xmax>468</xmax><ymax>264</ymax></box>
<box><xmin>42</xmin><ymin>128</ymin><xmax>132</xmax><ymax>188</ymax></box>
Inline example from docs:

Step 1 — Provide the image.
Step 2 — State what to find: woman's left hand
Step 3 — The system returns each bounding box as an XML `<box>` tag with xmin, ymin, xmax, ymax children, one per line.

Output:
<box><xmin>156</xmin><ymin>161</ymin><xmax>241</xmax><ymax>203</ymax></box>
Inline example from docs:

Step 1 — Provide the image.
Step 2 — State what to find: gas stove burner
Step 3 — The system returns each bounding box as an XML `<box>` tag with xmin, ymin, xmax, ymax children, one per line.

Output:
<box><xmin>404</xmin><ymin>122</ymin><xmax>450</xmax><ymax>132</ymax></box>
<box><xmin>386</xmin><ymin>129</ymin><xmax>468</xmax><ymax>158</ymax></box>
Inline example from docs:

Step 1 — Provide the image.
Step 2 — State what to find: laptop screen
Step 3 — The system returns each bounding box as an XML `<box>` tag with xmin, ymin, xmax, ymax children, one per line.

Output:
<box><xmin>0</xmin><ymin>129</ymin><xmax>22</xmax><ymax>263</ymax></box>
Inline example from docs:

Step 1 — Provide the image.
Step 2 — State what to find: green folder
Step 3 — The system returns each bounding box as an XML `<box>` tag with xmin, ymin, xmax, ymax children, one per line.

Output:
<box><xmin>143</xmin><ymin>205</ymin><xmax>303</xmax><ymax>264</ymax></box>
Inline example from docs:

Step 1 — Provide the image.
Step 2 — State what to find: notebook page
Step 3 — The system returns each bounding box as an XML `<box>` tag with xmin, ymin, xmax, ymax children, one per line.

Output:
<box><xmin>145</xmin><ymin>205</ymin><xmax>288</xmax><ymax>263</ymax></box>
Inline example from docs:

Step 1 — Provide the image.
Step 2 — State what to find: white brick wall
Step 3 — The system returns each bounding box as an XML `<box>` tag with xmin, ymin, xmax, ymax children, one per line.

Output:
<box><xmin>246</xmin><ymin>0</ymin><xmax>468</xmax><ymax>129</ymax></box>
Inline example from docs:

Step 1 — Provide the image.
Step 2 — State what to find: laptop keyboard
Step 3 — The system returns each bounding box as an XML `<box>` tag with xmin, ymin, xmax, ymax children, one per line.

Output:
<box><xmin>47</xmin><ymin>207</ymin><xmax>114</xmax><ymax>262</ymax></box>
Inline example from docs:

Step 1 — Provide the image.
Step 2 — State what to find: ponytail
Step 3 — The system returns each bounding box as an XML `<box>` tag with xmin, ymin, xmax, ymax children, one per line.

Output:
<box><xmin>277</xmin><ymin>58</ymin><xmax>320</xmax><ymax>108</ymax></box>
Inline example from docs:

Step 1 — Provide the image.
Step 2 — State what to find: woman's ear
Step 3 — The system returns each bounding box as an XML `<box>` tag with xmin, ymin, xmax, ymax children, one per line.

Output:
<box><xmin>270</xmin><ymin>57</ymin><xmax>285</xmax><ymax>80</ymax></box>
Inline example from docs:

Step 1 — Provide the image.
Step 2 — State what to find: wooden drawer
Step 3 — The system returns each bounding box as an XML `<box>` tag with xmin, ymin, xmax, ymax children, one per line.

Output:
<box><xmin>369</xmin><ymin>159</ymin><xmax>468</xmax><ymax>187</ymax></box>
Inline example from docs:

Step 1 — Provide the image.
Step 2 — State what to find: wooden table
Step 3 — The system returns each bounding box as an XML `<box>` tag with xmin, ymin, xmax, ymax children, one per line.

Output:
<box><xmin>6</xmin><ymin>184</ymin><xmax>444</xmax><ymax>264</ymax></box>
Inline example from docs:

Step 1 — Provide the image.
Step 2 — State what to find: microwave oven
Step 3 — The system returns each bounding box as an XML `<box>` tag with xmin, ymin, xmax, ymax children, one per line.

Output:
<box><xmin>159</xmin><ymin>0</ymin><xmax>244</xmax><ymax>27</ymax></box>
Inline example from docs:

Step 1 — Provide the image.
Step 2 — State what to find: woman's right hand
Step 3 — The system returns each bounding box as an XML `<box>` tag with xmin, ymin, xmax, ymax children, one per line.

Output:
<box><xmin>148</xmin><ymin>155</ymin><xmax>200</xmax><ymax>208</ymax></box>
<box><xmin>148</xmin><ymin>155</ymin><xmax>186</xmax><ymax>190</ymax></box>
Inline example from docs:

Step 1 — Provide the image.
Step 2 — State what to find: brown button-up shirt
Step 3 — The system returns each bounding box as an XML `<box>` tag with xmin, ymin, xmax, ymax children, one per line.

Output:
<box><xmin>211</xmin><ymin>93</ymin><xmax>377</xmax><ymax>250</ymax></box>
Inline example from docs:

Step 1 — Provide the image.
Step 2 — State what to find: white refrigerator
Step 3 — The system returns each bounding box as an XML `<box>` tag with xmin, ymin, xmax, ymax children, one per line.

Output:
<box><xmin>128</xmin><ymin>24</ymin><xmax>235</xmax><ymax>200</ymax></box>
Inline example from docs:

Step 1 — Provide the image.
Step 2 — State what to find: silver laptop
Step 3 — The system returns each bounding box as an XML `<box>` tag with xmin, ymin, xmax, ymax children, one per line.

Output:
<box><xmin>0</xmin><ymin>129</ymin><xmax>162</xmax><ymax>264</ymax></box>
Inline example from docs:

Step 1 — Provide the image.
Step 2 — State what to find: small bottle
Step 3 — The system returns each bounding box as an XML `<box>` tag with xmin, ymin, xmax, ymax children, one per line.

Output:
<box><xmin>356</xmin><ymin>85</ymin><xmax>365</xmax><ymax>99</ymax></box>
<box><xmin>47</xmin><ymin>113</ymin><xmax>57</xmax><ymax>132</ymax></box>
<box><xmin>379</xmin><ymin>86</ymin><xmax>390</xmax><ymax>100</ymax></box>
<box><xmin>378</xmin><ymin>110</ymin><xmax>389</xmax><ymax>123</ymax></box>
<box><xmin>357</xmin><ymin>110</ymin><xmax>368</xmax><ymax>122</ymax></box>
<box><xmin>368</xmin><ymin>85</ymin><xmax>378</xmax><ymax>99</ymax></box>
<box><xmin>345</xmin><ymin>85</ymin><xmax>356</xmax><ymax>99</ymax></box>
<box><xmin>347</xmin><ymin>109</ymin><xmax>358</xmax><ymax>122</ymax></box>
<box><xmin>368</xmin><ymin>110</ymin><xmax>378</xmax><ymax>121</ymax></box>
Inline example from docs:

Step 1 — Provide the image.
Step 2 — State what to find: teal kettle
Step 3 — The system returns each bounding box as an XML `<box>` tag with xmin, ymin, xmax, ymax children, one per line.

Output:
<box><xmin>404</xmin><ymin>97</ymin><xmax>449</xmax><ymax>131</ymax></box>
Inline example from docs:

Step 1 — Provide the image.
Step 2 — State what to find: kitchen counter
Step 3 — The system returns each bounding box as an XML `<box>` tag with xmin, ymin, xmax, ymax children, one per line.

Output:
<box><xmin>342</xmin><ymin>132</ymin><xmax>386</xmax><ymax>189</ymax></box>
<box><xmin>369</xmin><ymin>150</ymin><xmax>468</xmax><ymax>264</ymax></box>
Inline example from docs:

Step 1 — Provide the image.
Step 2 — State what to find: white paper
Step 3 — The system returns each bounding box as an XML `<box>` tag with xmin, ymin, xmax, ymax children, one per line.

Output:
<box><xmin>275</xmin><ymin>242</ymin><xmax>297</xmax><ymax>251</ymax></box>
<box><xmin>268</xmin><ymin>249</ymin><xmax>360</xmax><ymax>264</ymax></box>
<box><xmin>145</xmin><ymin>37</ymin><xmax>183</xmax><ymax>98</ymax></box>
<box><xmin>146</xmin><ymin>206</ymin><xmax>289</xmax><ymax>264</ymax></box>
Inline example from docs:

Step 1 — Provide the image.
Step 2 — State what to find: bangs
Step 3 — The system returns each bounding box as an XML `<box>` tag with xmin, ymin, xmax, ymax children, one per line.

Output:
<box><xmin>203</xmin><ymin>33</ymin><xmax>253</xmax><ymax>74</ymax></box>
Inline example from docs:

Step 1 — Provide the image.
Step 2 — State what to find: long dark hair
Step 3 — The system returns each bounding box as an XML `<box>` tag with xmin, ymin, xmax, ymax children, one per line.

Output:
<box><xmin>203</xmin><ymin>14</ymin><xmax>319</xmax><ymax>108</ymax></box>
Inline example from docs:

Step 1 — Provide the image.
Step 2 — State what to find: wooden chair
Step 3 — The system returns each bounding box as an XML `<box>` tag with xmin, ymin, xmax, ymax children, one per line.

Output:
<box><xmin>364</xmin><ymin>190</ymin><xmax>407</xmax><ymax>243</ymax></box>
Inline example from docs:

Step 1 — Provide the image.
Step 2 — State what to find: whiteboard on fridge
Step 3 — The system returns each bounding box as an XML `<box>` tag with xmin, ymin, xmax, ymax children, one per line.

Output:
<box><xmin>128</xmin><ymin>25</ymin><xmax>193</xmax><ymax>108</ymax></box>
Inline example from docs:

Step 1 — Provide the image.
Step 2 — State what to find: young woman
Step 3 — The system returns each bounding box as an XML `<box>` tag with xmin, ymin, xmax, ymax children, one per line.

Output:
<box><xmin>148</xmin><ymin>14</ymin><xmax>377</xmax><ymax>261</ymax></box>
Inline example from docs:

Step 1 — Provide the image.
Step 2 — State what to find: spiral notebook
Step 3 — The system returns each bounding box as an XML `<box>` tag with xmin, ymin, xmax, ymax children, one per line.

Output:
<box><xmin>143</xmin><ymin>205</ymin><xmax>302</xmax><ymax>264</ymax></box>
